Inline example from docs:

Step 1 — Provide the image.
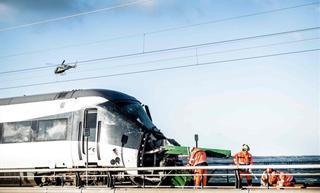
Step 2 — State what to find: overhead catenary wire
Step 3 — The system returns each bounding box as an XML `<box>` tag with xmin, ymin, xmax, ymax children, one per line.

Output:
<box><xmin>147</xmin><ymin>1</ymin><xmax>320</xmax><ymax>34</ymax></box>
<box><xmin>6</xmin><ymin>36</ymin><xmax>320</xmax><ymax>83</ymax></box>
<box><xmin>0</xmin><ymin>1</ymin><xmax>318</xmax><ymax>59</ymax></box>
<box><xmin>0</xmin><ymin>33</ymin><xmax>141</xmax><ymax>59</ymax></box>
<box><xmin>0</xmin><ymin>26</ymin><xmax>319</xmax><ymax>75</ymax></box>
<box><xmin>0</xmin><ymin>0</ymin><xmax>150</xmax><ymax>33</ymax></box>
<box><xmin>72</xmin><ymin>27</ymin><xmax>320</xmax><ymax>65</ymax></box>
<box><xmin>82</xmin><ymin>36</ymin><xmax>320</xmax><ymax>70</ymax></box>
<box><xmin>0</xmin><ymin>48</ymin><xmax>318</xmax><ymax>91</ymax></box>
<box><xmin>3</xmin><ymin>36</ymin><xmax>318</xmax><ymax>83</ymax></box>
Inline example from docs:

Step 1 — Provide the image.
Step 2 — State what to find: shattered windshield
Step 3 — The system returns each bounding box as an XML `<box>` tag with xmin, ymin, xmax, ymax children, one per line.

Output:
<box><xmin>114</xmin><ymin>101</ymin><xmax>155</xmax><ymax>130</ymax></box>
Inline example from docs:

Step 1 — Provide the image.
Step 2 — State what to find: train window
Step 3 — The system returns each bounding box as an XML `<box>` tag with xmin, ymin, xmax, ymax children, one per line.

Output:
<box><xmin>1</xmin><ymin>121</ymin><xmax>32</xmax><ymax>143</ymax></box>
<box><xmin>35</xmin><ymin>119</ymin><xmax>67</xmax><ymax>141</ymax></box>
<box><xmin>85</xmin><ymin>109</ymin><xmax>97</xmax><ymax>142</ymax></box>
<box><xmin>114</xmin><ymin>101</ymin><xmax>155</xmax><ymax>130</ymax></box>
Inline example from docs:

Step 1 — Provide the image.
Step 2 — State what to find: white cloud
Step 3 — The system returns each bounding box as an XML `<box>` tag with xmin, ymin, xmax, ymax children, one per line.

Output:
<box><xmin>0</xmin><ymin>3</ymin><xmax>15</xmax><ymax>22</ymax></box>
<box><xmin>250</xmin><ymin>0</ymin><xmax>281</xmax><ymax>9</ymax></box>
<box><xmin>140</xmin><ymin>0</ymin><xmax>154</xmax><ymax>7</ymax></box>
<box><xmin>136</xmin><ymin>0</ymin><xmax>155</xmax><ymax>11</ymax></box>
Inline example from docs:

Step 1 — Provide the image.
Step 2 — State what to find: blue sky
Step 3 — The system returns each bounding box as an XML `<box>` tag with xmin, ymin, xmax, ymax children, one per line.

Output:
<box><xmin>0</xmin><ymin>0</ymin><xmax>319</xmax><ymax>156</ymax></box>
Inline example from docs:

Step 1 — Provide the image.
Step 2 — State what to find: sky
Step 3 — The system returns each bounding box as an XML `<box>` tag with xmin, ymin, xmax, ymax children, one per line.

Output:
<box><xmin>0</xmin><ymin>0</ymin><xmax>319</xmax><ymax>156</ymax></box>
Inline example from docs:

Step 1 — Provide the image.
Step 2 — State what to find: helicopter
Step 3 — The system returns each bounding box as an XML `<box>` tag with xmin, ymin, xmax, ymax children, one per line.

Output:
<box><xmin>54</xmin><ymin>60</ymin><xmax>77</xmax><ymax>74</ymax></box>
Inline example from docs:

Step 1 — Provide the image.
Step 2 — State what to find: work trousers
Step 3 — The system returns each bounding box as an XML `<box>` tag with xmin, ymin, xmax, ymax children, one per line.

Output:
<box><xmin>194</xmin><ymin>169</ymin><xmax>207</xmax><ymax>188</ymax></box>
<box><xmin>235</xmin><ymin>169</ymin><xmax>252</xmax><ymax>189</ymax></box>
<box><xmin>193</xmin><ymin>162</ymin><xmax>208</xmax><ymax>188</ymax></box>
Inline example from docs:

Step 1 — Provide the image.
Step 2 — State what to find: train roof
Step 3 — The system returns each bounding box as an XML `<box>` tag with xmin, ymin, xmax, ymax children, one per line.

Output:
<box><xmin>0</xmin><ymin>89</ymin><xmax>138</xmax><ymax>106</ymax></box>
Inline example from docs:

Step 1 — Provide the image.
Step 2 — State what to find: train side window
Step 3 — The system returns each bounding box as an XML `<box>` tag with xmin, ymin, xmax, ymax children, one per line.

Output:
<box><xmin>85</xmin><ymin>109</ymin><xmax>97</xmax><ymax>142</ymax></box>
<box><xmin>35</xmin><ymin>119</ymin><xmax>67</xmax><ymax>141</ymax></box>
<box><xmin>2</xmin><ymin>121</ymin><xmax>32</xmax><ymax>143</ymax></box>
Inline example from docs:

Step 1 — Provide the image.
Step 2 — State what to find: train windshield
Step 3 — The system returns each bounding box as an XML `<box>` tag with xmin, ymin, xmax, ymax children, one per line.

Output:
<box><xmin>115</xmin><ymin>101</ymin><xmax>155</xmax><ymax>130</ymax></box>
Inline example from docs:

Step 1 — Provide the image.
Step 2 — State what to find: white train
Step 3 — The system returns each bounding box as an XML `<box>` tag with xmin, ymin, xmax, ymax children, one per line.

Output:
<box><xmin>0</xmin><ymin>89</ymin><xmax>179</xmax><ymax>186</ymax></box>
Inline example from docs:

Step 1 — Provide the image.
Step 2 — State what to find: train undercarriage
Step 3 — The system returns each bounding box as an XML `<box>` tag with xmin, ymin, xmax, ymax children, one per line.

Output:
<box><xmin>0</xmin><ymin>132</ymin><xmax>180</xmax><ymax>187</ymax></box>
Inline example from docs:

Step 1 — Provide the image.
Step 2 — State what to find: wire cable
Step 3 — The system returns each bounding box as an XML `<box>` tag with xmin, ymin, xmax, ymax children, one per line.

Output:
<box><xmin>46</xmin><ymin>36</ymin><xmax>320</xmax><ymax>75</ymax></box>
<box><xmin>0</xmin><ymin>1</ymin><xmax>318</xmax><ymax>59</ymax></box>
<box><xmin>0</xmin><ymin>26</ymin><xmax>319</xmax><ymax>75</ymax></box>
<box><xmin>0</xmin><ymin>34</ymin><xmax>140</xmax><ymax>59</ymax></box>
<box><xmin>92</xmin><ymin>36</ymin><xmax>320</xmax><ymax>70</ymax></box>
<box><xmin>73</xmin><ymin>27</ymin><xmax>319</xmax><ymax>65</ymax></box>
<box><xmin>147</xmin><ymin>1</ymin><xmax>320</xmax><ymax>34</ymax></box>
<box><xmin>0</xmin><ymin>0</ymin><xmax>150</xmax><ymax>32</ymax></box>
<box><xmin>0</xmin><ymin>48</ymin><xmax>318</xmax><ymax>90</ymax></box>
<box><xmin>3</xmin><ymin>36</ymin><xmax>318</xmax><ymax>82</ymax></box>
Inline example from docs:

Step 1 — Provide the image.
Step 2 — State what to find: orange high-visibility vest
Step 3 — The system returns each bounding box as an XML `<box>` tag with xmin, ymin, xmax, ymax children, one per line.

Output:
<box><xmin>269</xmin><ymin>171</ymin><xmax>280</xmax><ymax>185</ymax></box>
<box><xmin>233</xmin><ymin>151</ymin><xmax>253</xmax><ymax>165</ymax></box>
<box><xmin>189</xmin><ymin>149</ymin><xmax>207</xmax><ymax>166</ymax></box>
<box><xmin>279</xmin><ymin>172</ymin><xmax>294</xmax><ymax>186</ymax></box>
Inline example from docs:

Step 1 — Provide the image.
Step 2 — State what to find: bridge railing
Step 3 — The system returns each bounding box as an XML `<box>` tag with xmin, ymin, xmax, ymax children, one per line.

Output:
<box><xmin>0</xmin><ymin>164</ymin><xmax>319</xmax><ymax>188</ymax></box>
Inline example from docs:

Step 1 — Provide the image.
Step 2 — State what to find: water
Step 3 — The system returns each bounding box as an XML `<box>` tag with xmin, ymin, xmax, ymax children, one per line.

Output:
<box><xmin>206</xmin><ymin>156</ymin><xmax>320</xmax><ymax>186</ymax></box>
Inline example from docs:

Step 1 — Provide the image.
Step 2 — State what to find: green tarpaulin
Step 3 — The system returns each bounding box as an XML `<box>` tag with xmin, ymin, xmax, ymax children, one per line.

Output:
<box><xmin>161</xmin><ymin>145</ymin><xmax>231</xmax><ymax>186</ymax></box>
<box><xmin>162</xmin><ymin>145</ymin><xmax>231</xmax><ymax>158</ymax></box>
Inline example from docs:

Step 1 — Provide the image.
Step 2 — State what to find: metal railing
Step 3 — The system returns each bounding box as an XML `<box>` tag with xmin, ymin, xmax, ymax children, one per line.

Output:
<box><xmin>1</xmin><ymin>164</ymin><xmax>320</xmax><ymax>172</ymax></box>
<box><xmin>0</xmin><ymin>164</ymin><xmax>319</xmax><ymax>189</ymax></box>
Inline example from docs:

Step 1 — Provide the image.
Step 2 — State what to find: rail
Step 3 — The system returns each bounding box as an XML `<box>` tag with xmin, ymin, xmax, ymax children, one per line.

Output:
<box><xmin>0</xmin><ymin>164</ymin><xmax>319</xmax><ymax>189</ymax></box>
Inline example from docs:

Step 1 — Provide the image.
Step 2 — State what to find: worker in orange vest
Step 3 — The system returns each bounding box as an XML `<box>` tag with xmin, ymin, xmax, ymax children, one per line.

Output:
<box><xmin>261</xmin><ymin>168</ymin><xmax>295</xmax><ymax>188</ymax></box>
<box><xmin>233</xmin><ymin>144</ymin><xmax>253</xmax><ymax>189</ymax></box>
<box><xmin>188</xmin><ymin>147</ymin><xmax>208</xmax><ymax>188</ymax></box>
<box><xmin>277</xmin><ymin>172</ymin><xmax>295</xmax><ymax>187</ymax></box>
<box><xmin>261</xmin><ymin>168</ymin><xmax>279</xmax><ymax>187</ymax></box>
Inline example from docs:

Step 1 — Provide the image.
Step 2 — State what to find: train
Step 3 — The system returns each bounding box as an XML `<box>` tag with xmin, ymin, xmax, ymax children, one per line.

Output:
<box><xmin>0</xmin><ymin>89</ymin><xmax>181</xmax><ymax>186</ymax></box>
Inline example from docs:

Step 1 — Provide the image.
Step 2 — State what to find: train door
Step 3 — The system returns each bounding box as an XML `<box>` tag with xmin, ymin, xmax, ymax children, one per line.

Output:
<box><xmin>83</xmin><ymin>108</ymin><xmax>98</xmax><ymax>164</ymax></box>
